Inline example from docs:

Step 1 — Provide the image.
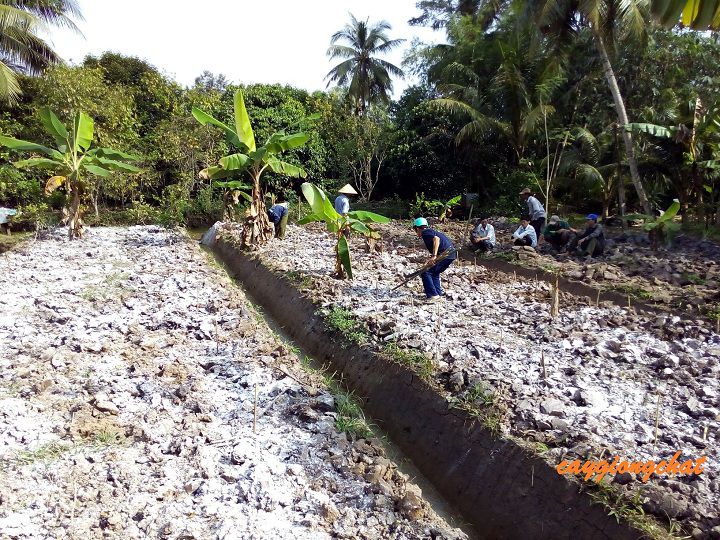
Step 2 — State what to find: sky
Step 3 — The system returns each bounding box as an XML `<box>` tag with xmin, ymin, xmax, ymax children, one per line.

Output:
<box><xmin>49</xmin><ymin>0</ymin><xmax>443</xmax><ymax>96</ymax></box>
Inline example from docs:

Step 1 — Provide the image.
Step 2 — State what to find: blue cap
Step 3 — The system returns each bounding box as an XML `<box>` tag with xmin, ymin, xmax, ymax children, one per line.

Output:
<box><xmin>413</xmin><ymin>217</ymin><xmax>428</xmax><ymax>227</ymax></box>
<box><xmin>586</xmin><ymin>213</ymin><xmax>599</xmax><ymax>221</ymax></box>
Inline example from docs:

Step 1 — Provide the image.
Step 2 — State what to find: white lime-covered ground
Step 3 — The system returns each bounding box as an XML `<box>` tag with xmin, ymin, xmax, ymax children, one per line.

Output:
<box><xmin>245</xmin><ymin>222</ymin><xmax>720</xmax><ymax>538</ymax></box>
<box><xmin>0</xmin><ymin>226</ymin><xmax>466</xmax><ymax>540</ymax></box>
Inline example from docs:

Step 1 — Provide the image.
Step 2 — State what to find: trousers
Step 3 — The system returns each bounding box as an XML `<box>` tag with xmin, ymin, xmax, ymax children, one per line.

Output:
<box><xmin>420</xmin><ymin>258</ymin><xmax>454</xmax><ymax>298</ymax></box>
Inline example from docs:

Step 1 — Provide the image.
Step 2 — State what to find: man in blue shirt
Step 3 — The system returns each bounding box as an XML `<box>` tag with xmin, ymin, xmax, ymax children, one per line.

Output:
<box><xmin>334</xmin><ymin>184</ymin><xmax>357</xmax><ymax>215</ymax></box>
<box><xmin>412</xmin><ymin>217</ymin><xmax>457</xmax><ymax>302</ymax></box>
<box><xmin>520</xmin><ymin>187</ymin><xmax>546</xmax><ymax>240</ymax></box>
<box><xmin>267</xmin><ymin>197</ymin><xmax>289</xmax><ymax>239</ymax></box>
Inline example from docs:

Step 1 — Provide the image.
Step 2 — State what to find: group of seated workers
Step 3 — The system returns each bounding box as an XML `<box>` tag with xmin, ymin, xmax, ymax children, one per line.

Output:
<box><xmin>470</xmin><ymin>214</ymin><xmax>605</xmax><ymax>258</ymax></box>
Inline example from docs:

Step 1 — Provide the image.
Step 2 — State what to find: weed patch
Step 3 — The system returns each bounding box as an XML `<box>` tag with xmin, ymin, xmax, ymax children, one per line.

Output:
<box><xmin>586</xmin><ymin>481</ymin><xmax>681</xmax><ymax>539</ymax></box>
<box><xmin>326</xmin><ymin>308</ymin><xmax>368</xmax><ymax>345</ymax></box>
<box><xmin>448</xmin><ymin>382</ymin><xmax>508</xmax><ymax>435</ymax></box>
<box><xmin>384</xmin><ymin>342</ymin><xmax>434</xmax><ymax>380</ymax></box>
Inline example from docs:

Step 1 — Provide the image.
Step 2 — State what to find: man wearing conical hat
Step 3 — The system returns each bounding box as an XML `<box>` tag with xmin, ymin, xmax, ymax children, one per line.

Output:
<box><xmin>334</xmin><ymin>184</ymin><xmax>357</xmax><ymax>216</ymax></box>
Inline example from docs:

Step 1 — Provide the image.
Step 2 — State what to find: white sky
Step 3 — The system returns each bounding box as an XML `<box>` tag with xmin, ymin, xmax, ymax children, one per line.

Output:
<box><xmin>49</xmin><ymin>0</ymin><xmax>442</xmax><ymax>96</ymax></box>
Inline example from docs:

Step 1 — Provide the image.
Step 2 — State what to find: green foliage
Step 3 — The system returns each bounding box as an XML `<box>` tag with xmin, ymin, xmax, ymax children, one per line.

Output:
<box><xmin>383</xmin><ymin>342</ymin><xmax>434</xmax><ymax>380</ymax></box>
<box><xmin>0</xmin><ymin>107</ymin><xmax>141</xmax><ymax>238</ymax></box>
<box><xmin>326</xmin><ymin>307</ymin><xmax>368</xmax><ymax>344</ymax></box>
<box><xmin>299</xmin><ymin>182</ymin><xmax>390</xmax><ymax>278</ymax></box>
<box><xmin>409</xmin><ymin>192</ymin><xmax>461</xmax><ymax>220</ymax></box>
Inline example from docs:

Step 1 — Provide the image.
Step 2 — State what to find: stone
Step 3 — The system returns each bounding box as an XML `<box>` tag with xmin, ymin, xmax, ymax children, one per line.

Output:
<box><xmin>448</xmin><ymin>370</ymin><xmax>465</xmax><ymax>392</ymax></box>
<box><xmin>399</xmin><ymin>491</ymin><xmax>425</xmax><ymax>520</ymax></box>
<box><xmin>540</xmin><ymin>399</ymin><xmax>566</xmax><ymax>418</ymax></box>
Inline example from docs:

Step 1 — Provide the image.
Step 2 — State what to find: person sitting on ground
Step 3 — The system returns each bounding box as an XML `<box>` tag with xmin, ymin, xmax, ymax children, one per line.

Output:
<box><xmin>470</xmin><ymin>217</ymin><xmax>495</xmax><ymax>252</ymax></box>
<box><xmin>267</xmin><ymin>196</ymin><xmax>289</xmax><ymax>239</ymax></box>
<box><xmin>519</xmin><ymin>188</ymin><xmax>546</xmax><ymax>240</ymax></box>
<box><xmin>0</xmin><ymin>206</ymin><xmax>17</xmax><ymax>236</ymax></box>
<box><xmin>412</xmin><ymin>217</ymin><xmax>457</xmax><ymax>303</ymax></box>
<box><xmin>568</xmin><ymin>214</ymin><xmax>605</xmax><ymax>258</ymax></box>
<box><xmin>543</xmin><ymin>215</ymin><xmax>575</xmax><ymax>252</ymax></box>
<box><xmin>334</xmin><ymin>184</ymin><xmax>357</xmax><ymax>215</ymax></box>
<box><xmin>512</xmin><ymin>217</ymin><xmax>537</xmax><ymax>248</ymax></box>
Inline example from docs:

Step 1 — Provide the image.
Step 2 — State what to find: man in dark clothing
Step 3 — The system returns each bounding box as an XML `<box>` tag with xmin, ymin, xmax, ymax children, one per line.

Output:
<box><xmin>543</xmin><ymin>215</ymin><xmax>575</xmax><ymax>252</ymax></box>
<box><xmin>568</xmin><ymin>214</ymin><xmax>605</xmax><ymax>257</ymax></box>
<box><xmin>412</xmin><ymin>217</ymin><xmax>457</xmax><ymax>302</ymax></box>
<box><xmin>267</xmin><ymin>197</ymin><xmax>289</xmax><ymax>239</ymax></box>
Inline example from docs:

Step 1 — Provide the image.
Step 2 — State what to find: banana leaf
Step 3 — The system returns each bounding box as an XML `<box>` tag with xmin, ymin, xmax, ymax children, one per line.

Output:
<box><xmin>74</xmin><ymin>112</ymin><xmax>94</xmax><ymax>152</ymax></box>
<box><xmin>234</xmin><ymin>90</ymin><xmax>256</xmax><ymax>152</ymax></box>
<box><xmin>337</xmin><ymin>234</ymin><xmax>352</xmax><ymax>280</ymax></box>
<box><xmin>39</xmin><ymin>108</ymin><xmax>68</xmax><ymax>148</ymax></box>
<box><xmin>347</xmin><ymin>210</ymin><xmax>391</xmax><ymax>223</ymax></box>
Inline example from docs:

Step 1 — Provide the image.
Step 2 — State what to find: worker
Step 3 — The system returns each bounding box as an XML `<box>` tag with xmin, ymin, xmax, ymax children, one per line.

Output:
<box><xmin>412</xmin><ymin>217</ymin><xmax>457</xmax><ymax>302</ymax></box>
<box><xmin>334</xmin><ymin>184</ymin><xmax>358</xmax><ymax>215</ymax></box>
<box><xmin>0</xmin><ymin>207</ymin><xmax>16</xmax><ymax>235</ymax></box>
<box><xmin>568</xmin><ymin>214</ymin><xmax>605</xmax><ymax>258</ymax></box>
<box><xmin>512</xmin><ymin>217</ymin><xmax>537</xmax><ymax>247</ymax></box>
<box><xmin>543</xmin><ymin>215</ymin><xmax>575</xmax><ymax>252</ymax></box>
<box><xmin>470</xmin><ymin>217</ymin><xmax>495</xmax><ymax>252</ymax></box>
<box><xmin>519</xmin><ymin>188</ymin><xmax>546</xmax><ymax>240</ymax></box>
<box><xmin>267</xmin><ymin>197</ymin><xmax>289</xmax><ymax>239</ymax></box>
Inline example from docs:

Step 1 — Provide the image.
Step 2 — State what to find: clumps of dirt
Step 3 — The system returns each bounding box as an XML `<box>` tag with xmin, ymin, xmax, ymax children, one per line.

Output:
<box><xmin>244</xmin><ymin>222</ymin><xmax>720</xmax><ymax>538</ymax></box>
<box><xmin>0</xmin><ymin>226</ymin><xmax>467</xmax><ymax>540</ymax></box>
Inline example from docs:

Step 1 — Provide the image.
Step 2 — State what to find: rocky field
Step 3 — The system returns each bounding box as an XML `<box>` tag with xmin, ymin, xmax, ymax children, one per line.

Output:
<box><xmin>245</xmin><ymin>222</ymin><xmax>720</xmax><ymax>539</ymax></box>
<box><xmin>447</xmin><ymin>218</ymin><xmax>720</xmax><ymax>319</ymax></box>
<box><xmin>0</xmin><ymin>226</ymin><xmax>467</xmax><ymax>540</ymax></box>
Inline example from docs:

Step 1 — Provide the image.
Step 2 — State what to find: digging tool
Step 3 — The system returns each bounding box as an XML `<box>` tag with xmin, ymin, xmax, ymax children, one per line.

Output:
<box><xmin>392</xmin><ymin>249</ymin><xmax>455</xmax><ymax>291</ymax></box>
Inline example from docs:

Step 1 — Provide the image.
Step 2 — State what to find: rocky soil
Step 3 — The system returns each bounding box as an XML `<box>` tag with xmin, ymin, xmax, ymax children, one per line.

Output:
<box><xmin>0</xmin><ymin>226</ymin><xmax>467</xmax><ymax>540</ymax></box>
<box><xmin>448</xmin><ymin>218</ymin><xmax>720</xmax><ymax>319</ymax></box>
<box><xmin>243</xmin><ymin>223</ymin><xmax>720</xmax><ymax>539</ymax></box>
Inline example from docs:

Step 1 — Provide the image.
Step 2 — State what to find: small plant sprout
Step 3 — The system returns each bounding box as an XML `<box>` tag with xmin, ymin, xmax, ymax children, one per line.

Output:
<box><xmin>299</xmin><ymin>182</ymin><xmax>390</xmax><ymax>279</ymax></box>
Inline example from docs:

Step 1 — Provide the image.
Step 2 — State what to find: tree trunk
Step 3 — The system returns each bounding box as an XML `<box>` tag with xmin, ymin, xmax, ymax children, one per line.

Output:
<box><xmin>593</xmin><ymin>29</ymin><xmax>652</xmax><ymax>216</ymax></box>
<box><xmin>67</xmin><ymin>180</ymin><xmax>84</xmax><ymax>240</ymax></box>
<box><xmin>240</xmin><ymin>170</ymin><xmax>273</xmax><ymax>248</ymax></box>
<box><xmin>613</xmin><ymin>126</ymin><xmax>627</xmax><ymax>230</ymax></box>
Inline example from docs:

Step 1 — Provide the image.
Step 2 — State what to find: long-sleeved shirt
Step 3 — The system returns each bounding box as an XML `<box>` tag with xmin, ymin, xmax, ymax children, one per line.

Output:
<box><xmin>421</xmin><ymin>228</ymin><xmax>457</xmax><ymax>260</ymax></box>
<box><xmin>267</xmin><ymin>203</ymin><xmax>288</xmax><ymax>223</ymax></box>
<box><xmin>577</xmin><ymin>223</ymin><xmax>605</xmax><ymax>246</ymax></box>
<box><xmin>334</xmin><ymin>195</ymin><xmax>350</xmax><ymax>215</ymax></box>
<box><xmin>512</xmin><ymin>224</ymin><xmax>537</xmax><ymax>246</ymax></box>
<box><xmin>526</xmin><ymin>196</ymin><xmax>546</xmax><ymax>221</ymax></box>
<box><xmin>471</xmin><ymin>223</ymin><xmax>496</xmax><ymax>246</ymax></box>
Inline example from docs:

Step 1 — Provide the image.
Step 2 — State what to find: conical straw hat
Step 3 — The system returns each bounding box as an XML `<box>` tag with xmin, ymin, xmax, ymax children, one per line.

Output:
<box><xmin>338</xmin><ymin>184</ymin><xmax>358</xmax><ymax>195</ymax></box>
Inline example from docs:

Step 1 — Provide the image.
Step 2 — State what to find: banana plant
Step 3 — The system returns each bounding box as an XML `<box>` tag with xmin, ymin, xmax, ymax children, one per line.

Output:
<box><xmin>627</xmin><ymin>200</ymin><xmax>682</xmax><ymax>249</ymax></box>
<box><xmin>0</xmin><ymin>108</ymin><xmax>141</xmax><ymax>239</ymax></box>
<box><xmin>299</xmin><ymin>182</ymin><xmax>390</xmax><ymax>279</ymax></box>
<box><xmin>192</xmin><ymin>89</ymin><xmax>311</xmax><ymax>248</ymax></box>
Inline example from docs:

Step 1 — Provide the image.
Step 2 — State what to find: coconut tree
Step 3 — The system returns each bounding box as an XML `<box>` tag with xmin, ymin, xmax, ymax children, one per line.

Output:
<box><xmin>522</xmin><ymin>0</ymin><xmax>654</xmax><ymax>216</ymax></box>
<box><xmin>325</xmin><ymin>14</ymin><xmax>405</xmax><ymax>115</ymax></box>
<box><xmin>0</xmin><ymin>0</ymin><xmax>82</xmax><ymax>102</ymax></box>
<box><xmin>0</xmin><ymin>107</ymin><xmax>141</xmax><ymax>238</ymax></box>
<box><xmin>431</xmin><ymin>30</ymin><xmax>563</xmax><ymax>164</ymax></box>
<box><xmin>192</xmin><ymin>89</ymin><xmax>311</xmax><ymax>248</ymax></box>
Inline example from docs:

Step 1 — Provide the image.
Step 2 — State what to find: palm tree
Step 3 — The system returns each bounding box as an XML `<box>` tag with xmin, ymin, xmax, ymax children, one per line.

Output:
<box><xmin>325</xmin><ymin>14</ymin><xmax>405</xmax><ymax>115</ymax></box>
<box><xmin>0</xmin><ymin>0</ymin><xmax>82</xmax><ymax>103</ymax></box>
<box><xmin>522</xmin><ymin>0</ymin><xmax>654</xmax><ymax>216</ymax></box>
<box><xmin>431</xmin><ymin>30</ymin><xmax>563</xmax><ymax>163</ymax></box>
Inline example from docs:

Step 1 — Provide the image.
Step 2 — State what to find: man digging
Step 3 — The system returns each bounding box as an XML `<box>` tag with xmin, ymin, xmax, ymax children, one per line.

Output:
<box><xmin>412</xmin><ymin>217</ymin><xmax>457</xmax><ymax>303</ymax></box>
